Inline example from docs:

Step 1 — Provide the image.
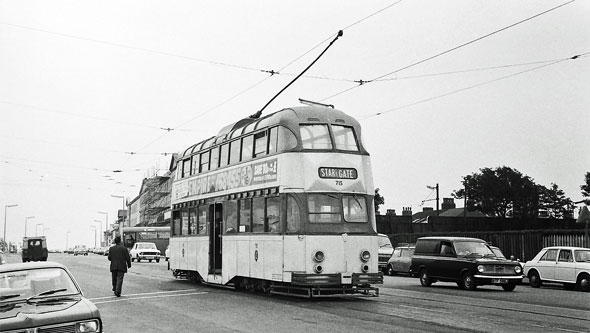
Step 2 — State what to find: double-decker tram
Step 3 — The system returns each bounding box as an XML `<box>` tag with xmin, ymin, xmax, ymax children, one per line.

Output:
<box><xmin>169</xmin><ymin>102</ymin><xmax>383</xmax><ymax>297</ymax></box>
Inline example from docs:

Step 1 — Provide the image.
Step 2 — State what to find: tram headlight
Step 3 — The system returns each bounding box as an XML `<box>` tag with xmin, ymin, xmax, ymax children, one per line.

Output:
<box><xmin>361</xmin><ymin>264</ymin><xmax>370</xmax><ymax>273</ymax></box>
<box><xmin>514</xmin><ymin>265</ymin><xmax>522</xmax><ymax>274</ymax></box>
<box><xmin>477</xmin><ymin>265</ymin><xmax>485</xmax><ymax>273</ymax></box>
<box><xmin>313</xmin><ymin>250</ymin><xmax>325</xmax><ymax>262</ymax></box>
<box><xmin>360</xmin><ymin>250</ymin><xmax>371</xmax><ymax>262</ymax></box>
<box><xmin>313</xmin><ymin>264</ymin><xmax>323</xmax><ymax>274</ymax></box>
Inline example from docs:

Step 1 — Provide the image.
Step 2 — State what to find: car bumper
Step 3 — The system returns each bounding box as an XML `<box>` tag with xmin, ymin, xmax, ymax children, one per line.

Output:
<box><xmin>474</xmin><ymin>275</ymin><xmax>523</xmax><ymax>284</ymax></box>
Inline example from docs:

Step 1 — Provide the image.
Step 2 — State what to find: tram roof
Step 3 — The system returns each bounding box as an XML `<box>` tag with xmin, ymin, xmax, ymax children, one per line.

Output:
<box><xmin>180</xmin><ymin>106</ymin><xmax>360</xmax><ymax>158</ymax></box>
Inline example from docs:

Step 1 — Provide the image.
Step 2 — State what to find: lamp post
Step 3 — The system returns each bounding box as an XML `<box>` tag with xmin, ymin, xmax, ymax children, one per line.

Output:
<box><xmin>111</xmin><ymin>194</ymin><xmax>126</xmax><ymax>228</ymax></box>
<box><xmin>426</xmin><ymin>184</ymin><xmax>440</xmax><ymax>216</ymax></box>
<box><xmin>3</xmin><ymin>204</ymin><xmax>18</xmax><ymax>250</ymax></box>
<box><xmin>93</xmin><ymin>220</ymin><xmax>103</xmax><ymax>247</ymax></box>
<box><xmin>90</xmin><ymin>226</ymin><xmax>97</xmax><ymax>249</ymax></box>
<box><xmin>98</xmin><ymin>211</ymin><xmax>108</xmax><ymax>245</ymax></box>
<box><xmin>35</xmin><ymin>223</ymin><xmax>43</xmax><ymax>237</ymax></box>
<box><xmin>24</xmin><ymin>216</ymin><xmax>35</xmax><ymax>237</ymax></box>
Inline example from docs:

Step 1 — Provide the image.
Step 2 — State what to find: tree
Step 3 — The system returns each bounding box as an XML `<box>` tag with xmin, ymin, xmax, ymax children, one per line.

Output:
<box><xmin>452</xmin><ymin>166</ymin><xmax>539</xmax><ymax>219</ymax></box>
<box><xmin>374</xmin><ymin>188</ymin><xmax>385</xmax><ymax>215</ymax></box>
<box><xmin>581</xmin><ymin>172</ymin><xmax>590</xmax><ymax>204</ymax></box>
<box><xmin>538</xmin><ymin>183</ymin><xmax>573</xmax><ymax>218</ymax></box>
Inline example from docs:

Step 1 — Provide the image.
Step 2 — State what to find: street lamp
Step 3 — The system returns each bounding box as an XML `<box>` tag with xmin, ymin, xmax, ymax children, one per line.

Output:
<box><xmin>111</xmin><ymin>195</ymin><xmax>126</xmax><ymax>227</ymax></box>
<box><xmin>35</xmin><ymin>223</ymin><xmax>43</xmax><ymax>237</ymax></box>
<box><xmin>93</xmin><ymin>220</ymin><xmax>103</xmax><ymax>247</ymax></box>
<box><xmin>90</xmin><ymin>226</ymin><xmax>97</xmax><ymax>249</ymax></box>
<box><xmin>24</xmin><ymin>216</ymin><xmax>35</xmax><ymax>237</ymax></box>
<box><xmin>3</xmin><ymin>204</ymin><xmax>18</xmax><ymax>250</ymax></box>
<box><xmin>98</xmin><ymin>211</ymin><xmax>108</xmax><ymax>245</ymax></box>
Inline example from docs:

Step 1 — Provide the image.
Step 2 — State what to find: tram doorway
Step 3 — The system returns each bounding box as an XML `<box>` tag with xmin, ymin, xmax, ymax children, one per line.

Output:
<box><xmin>209</xmin><ymin>203</ymin><xmax>223</xmax><ymax>274</ymax></box>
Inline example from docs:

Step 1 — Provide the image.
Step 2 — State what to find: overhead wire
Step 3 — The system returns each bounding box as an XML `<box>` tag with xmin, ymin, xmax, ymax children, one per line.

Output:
<box><xmin>359</xmin><ymin>53</ymin><xmax>587</xmax><ymax>120</ymax></box>
<box><xmin>319</xmin><ymin>0</ymin><xmax>577</xmax><ymax>102</ymax></box>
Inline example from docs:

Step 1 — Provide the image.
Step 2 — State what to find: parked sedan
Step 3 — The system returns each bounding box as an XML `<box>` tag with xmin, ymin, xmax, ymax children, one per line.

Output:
<box><xmin>523</xmin><ymin>246</ymin><xmax>590</xmax><ymax>291</ymax></box>
<box><xmin>386</xmin><ymin>244</ymin><xmax>415</xmax><ymax>275</ymax></box>
<box><xmin>0</xmin><ymin>261</ymin><xmax>102</xmax><ymax>332</ymax></box>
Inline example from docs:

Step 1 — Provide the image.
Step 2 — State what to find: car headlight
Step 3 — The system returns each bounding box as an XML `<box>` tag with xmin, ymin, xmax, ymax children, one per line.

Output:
<box><xmin>514</xmin><ymin>265</ymin><xmax>522</xmax><ymax>274</ymax></box>
<box><xmin>313</xmin><ymin>250</ymin><xmax>325</xmax><ymax>262</ymax></box>
<box><xmin>477</xmin><ymin>265</ymin><xmax>485</xmax><ymax>273</ymax></box>
<box><xmin>360</xmin><ymin>250</ymin><xmax>371</xmax><ymax>262</ymax></box>
<box><xmin>76</xmin><ymin>320</ymin><xmax>100</xmax><ymax>333</ymax></box>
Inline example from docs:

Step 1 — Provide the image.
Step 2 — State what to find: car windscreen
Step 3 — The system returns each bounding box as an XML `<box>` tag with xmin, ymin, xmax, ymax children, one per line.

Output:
<box><xmin>454</xmin><ymin>241</ymin><xmax>495</xmax><ymax>257</ymax></box>
<box><xmin>0</xmin><ymin>267</ymin><xmax>80</xmax><ymax>302</ymax></box>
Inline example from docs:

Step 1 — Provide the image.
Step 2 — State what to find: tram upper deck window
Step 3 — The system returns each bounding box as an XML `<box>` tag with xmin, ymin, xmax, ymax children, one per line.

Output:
<box><xmin>308</xmin><ymin>194</ymin><xmax>341</xmax><ymax>223</ymax></box>
<box><xmin>301</xmin><ymin>124</ymin><xmax>332</xmax><ymax>150</ymax></box>
<box><xmin>332</xmin><ymin>125</ymin><xmax>359</xmax><ymax>151</ymax></box>
<box><xmin>200</xmin><ymin>150</ymin><xmax>210</xmax><ymax>173</ymax></box>
<box><xmin>219</xmin><ymin>144</ymin><xmax>229</xmax><ymax>168</ymax></box>
<box><xmin>253</xmin><ymin>131</ymin><xmax>267</xmax><ymax>157</ymax></box>
<box><xmin>210</xmin><ymin>146</ymin><xmax>219</xmax><ymax>171</ymax></box>
<box><xmin>229</xmin><ymin>140</ymin><xmax>241</xmax><ymax>164</ymax></box>
<box><xmin>182</xmin><ymin>158</ymin><xmax>191</xmax><ymax>178</ymax></box>
<box><xmin>342</xmin><ymin>195</ymin><xmax>367</xmax><ymax>222</ymax></box>
<box><xmin>242</xmin><ymin>135</ymin><xmax>254</xmax><ymax>161</ymax></box>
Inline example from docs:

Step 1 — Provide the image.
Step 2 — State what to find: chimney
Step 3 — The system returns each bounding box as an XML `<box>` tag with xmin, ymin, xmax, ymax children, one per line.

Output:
<box><xmin>386</xmin><ymin>209</ymin><xmax>396</xmax><ymax>216</ymax></box>
<box><xmin>402</xmin><ymin>207</ymin><xmax>412</xmax><ymax>216</ymax></box>
<box><xmin>423</xmin><ymin>207</ymin><xmax>434</xmax><ymax>212</ymax></box>
<box><xmin>442</xmin><ymin>198</ymin><xmax>456</xmax><ymax>210</ymax></box>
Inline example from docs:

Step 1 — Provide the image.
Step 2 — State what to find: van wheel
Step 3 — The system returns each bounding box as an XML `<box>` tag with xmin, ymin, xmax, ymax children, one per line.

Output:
<box><xmin>137</xmin><ymin>257</ymin><xmax>141</xmax><ymax>263</ymax></box>
<box><xmin>502</xmin><ymin>282</ymin><xmax>516</xmax><ymax>291</ymax></box>
<box><xmin>461</xmin><ymin>273</ymin><xmax>477</xmax><ymax>291</ymax></box>
<box><xmin>156</xmin><ymin>258</ymin><xmax>160</xmax><ymax>263</ymax></box>
<box><xmin>419</xmin><ymin>269</ymin><xmax>432</xmax><ymax>287</ymax></box>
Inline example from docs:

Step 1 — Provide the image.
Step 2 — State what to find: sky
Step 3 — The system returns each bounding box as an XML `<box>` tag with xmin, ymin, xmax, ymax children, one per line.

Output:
<box><xmin>1</xmin><ymin>0</ymin><xmax>589</xmax><ymax>249</ymax></box>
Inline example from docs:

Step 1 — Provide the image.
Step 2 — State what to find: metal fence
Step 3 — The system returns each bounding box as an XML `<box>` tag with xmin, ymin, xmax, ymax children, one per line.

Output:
<box><xmin>387</xmin><ymin>229</ymin><xmax>587</xmax><ymax>262</ymax></box>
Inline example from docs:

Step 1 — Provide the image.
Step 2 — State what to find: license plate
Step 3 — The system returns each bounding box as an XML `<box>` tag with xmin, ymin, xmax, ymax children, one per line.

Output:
<box><xmin>492</xmin><ymin>278</ymin><xmax>508</xmax><ymax>284</ymax></box>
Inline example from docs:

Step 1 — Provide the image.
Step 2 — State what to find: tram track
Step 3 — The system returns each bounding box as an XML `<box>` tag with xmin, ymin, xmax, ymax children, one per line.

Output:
<box><xmin>282</xmin><ymin>286</ymin><xmax>589</xmax><ymax>332</ymax></box>
<box><xmin>376</xmin><ymin>288</ymin><xmax>590</xmax><ymax>322</ymax></box>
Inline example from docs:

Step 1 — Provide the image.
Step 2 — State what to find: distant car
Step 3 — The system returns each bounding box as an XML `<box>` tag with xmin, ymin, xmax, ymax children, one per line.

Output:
<box><xmin>73</xmin><ymin>245</ymin><xmax>89</xmax><ymax>256</ymax></box>
<box><xmin>21</xmin><ymin>237</ymin><xmax>48</xmax><ymax>262</ymax></box>
<box><xmin>165</xmin><ymin>245</ymin><xmax>170</xmax><ymax>261</ymax></box>
<box><xmin>0</xmin><ymin>252</ymin><xmax>7</xmax><ymax>265</ymax></box>
<box><xmin>409</xmin><ymin>237</ymin><xmax>523</xmax><ymax>291</ymax></box>
<box><xmin>0</xmin><ymin>261</ymin><xmax>102</xmax><ymax>332</ymax></box>
<box><xmin>523</xmin><ymin>246</ymin><xmax>590</xmax><ymax>292</ymax></box>
<box><xmin>378</xmin><ymin>234</ymin><xmax>394</xmax><ymax>272</ymax></box>
<box><xmin>386</xmin><ymin>244</ymin><xmax>415</xmax><ymax>276</ymax></box>
<box><xmin>129</xmin><ymin>242</ymin><xmax>161</xmax><ymax>263</ymax></box>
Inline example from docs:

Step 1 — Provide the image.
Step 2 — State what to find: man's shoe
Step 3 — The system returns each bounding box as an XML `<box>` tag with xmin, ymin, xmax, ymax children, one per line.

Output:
<box><xmin>116</xmin><ymin>293</ymin><xmax>121</xmax><ymax>297</ymax></box>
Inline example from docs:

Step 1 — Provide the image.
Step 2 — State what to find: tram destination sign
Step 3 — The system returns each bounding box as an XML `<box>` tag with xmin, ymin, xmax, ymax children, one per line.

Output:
<box><xmin>318</xmin><ymin>167</ymin><xmax>358</xmax><ymax>180</ymax></box>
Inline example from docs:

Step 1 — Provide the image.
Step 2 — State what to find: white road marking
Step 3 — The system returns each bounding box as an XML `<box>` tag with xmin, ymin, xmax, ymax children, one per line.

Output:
<box><xmin>90</xmin><ymin>289</ymin><xmax>207</xmax><ymax>303</ymax></box>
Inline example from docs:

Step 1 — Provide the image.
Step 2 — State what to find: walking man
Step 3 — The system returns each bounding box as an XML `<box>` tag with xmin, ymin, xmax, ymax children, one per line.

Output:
<box><xmin>108</xmin><ymin>236</ymin><xmax>131</xmax><ymax>297</ymax></box>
